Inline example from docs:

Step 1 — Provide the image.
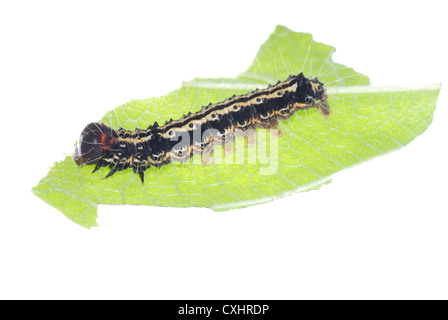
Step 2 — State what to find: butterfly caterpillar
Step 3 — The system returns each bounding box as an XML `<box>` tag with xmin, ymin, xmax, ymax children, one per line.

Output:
<box><xmin>74</xmin><ymin>73</ymin><xmax>330</xmax><ymax>184</ymax></box>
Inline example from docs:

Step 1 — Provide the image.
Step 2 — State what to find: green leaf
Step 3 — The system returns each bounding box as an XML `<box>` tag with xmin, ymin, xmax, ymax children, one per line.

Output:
<box><xmin>32</xmin><ymin>26</ymin><xmax>440</xmax><ymax>228</ymax></box>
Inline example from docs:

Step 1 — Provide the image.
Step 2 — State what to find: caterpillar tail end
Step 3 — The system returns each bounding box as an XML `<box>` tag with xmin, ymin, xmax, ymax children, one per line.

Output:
<box><xmin>317</xmin><ymin>101</ymin><xmax>331</xmax><ymax>118</ymax></box>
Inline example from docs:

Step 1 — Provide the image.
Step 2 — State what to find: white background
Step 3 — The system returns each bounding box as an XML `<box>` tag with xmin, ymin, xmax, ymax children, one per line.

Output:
<box><xmin>0</xmin><ymin>0</ymin><xmax>447</xmax><ymax>299</ymax></box>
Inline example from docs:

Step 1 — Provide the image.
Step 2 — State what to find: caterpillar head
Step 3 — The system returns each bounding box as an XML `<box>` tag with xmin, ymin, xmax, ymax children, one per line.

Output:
<box><xmin>74</xmin><ymin>122</ymin><xmax>115</xmax><ymax>166</ymax></box>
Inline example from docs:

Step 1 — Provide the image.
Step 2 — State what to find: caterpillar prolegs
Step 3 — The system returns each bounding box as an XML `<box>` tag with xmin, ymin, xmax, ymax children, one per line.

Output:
<box><xmin>73</xmin><ymin>73</ymin><xmax>330</xmax><ymax>184</ymax></box>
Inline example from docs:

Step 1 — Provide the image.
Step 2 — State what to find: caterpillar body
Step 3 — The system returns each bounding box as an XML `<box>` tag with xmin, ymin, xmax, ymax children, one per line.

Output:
<box><xmin>74</xmin><ymin>73</ymin><xmax>330</xmax><ymax>184</ymax></box>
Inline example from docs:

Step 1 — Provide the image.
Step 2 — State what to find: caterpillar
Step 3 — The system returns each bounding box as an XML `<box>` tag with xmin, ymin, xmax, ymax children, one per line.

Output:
<box><xmin>73</xmin><ymin>73</ymin><xmax>330</xmax><ymax>184</ymax></box>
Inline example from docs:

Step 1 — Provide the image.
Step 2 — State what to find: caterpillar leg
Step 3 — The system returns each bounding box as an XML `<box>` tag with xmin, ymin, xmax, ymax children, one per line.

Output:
<box><xmin>201</xmin><ymin>148</ymin><xmax>215</xmax><ymax>166</ymax></box>
<box><xmin>103</xmin><ymin>162</ymin><xmax>121</xmax><ymax>180</ymax></box>
<box><xmin>104</xmin><ymin>168</ymin><xmax>118</xmax><ymax>180</ymax></box>
<box><xmin>270</xmin><ymin>128</ymin><xmax>284</xmax><ymax>140</ymax></box>
<box><xmin>244</xmin><ymin>129</ymin><xmax>257</xmax><ymax>149</ymax></box>
<box><xmin>132</xmin><ymin>167</ymin><xmax>145</xmax><ymax>185</ymax></box>
<box><xmin>138</xmin><ymin>172</ymin><xmax>145</xmax><ymax>185</ymax></box>
<box><xmin>91</xmin><ymin>162</ymin><xmax>104</xmax><ymax>174</ymax></box>
<box><xmin>223</xmin><ymin>136</ymin><xmax>235</xmax><ymax>156</ymax></box>
<box><xmin>265</xmin><ymin>119</ymin><xmax>279</xmax><ymax>130</ymax></box>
